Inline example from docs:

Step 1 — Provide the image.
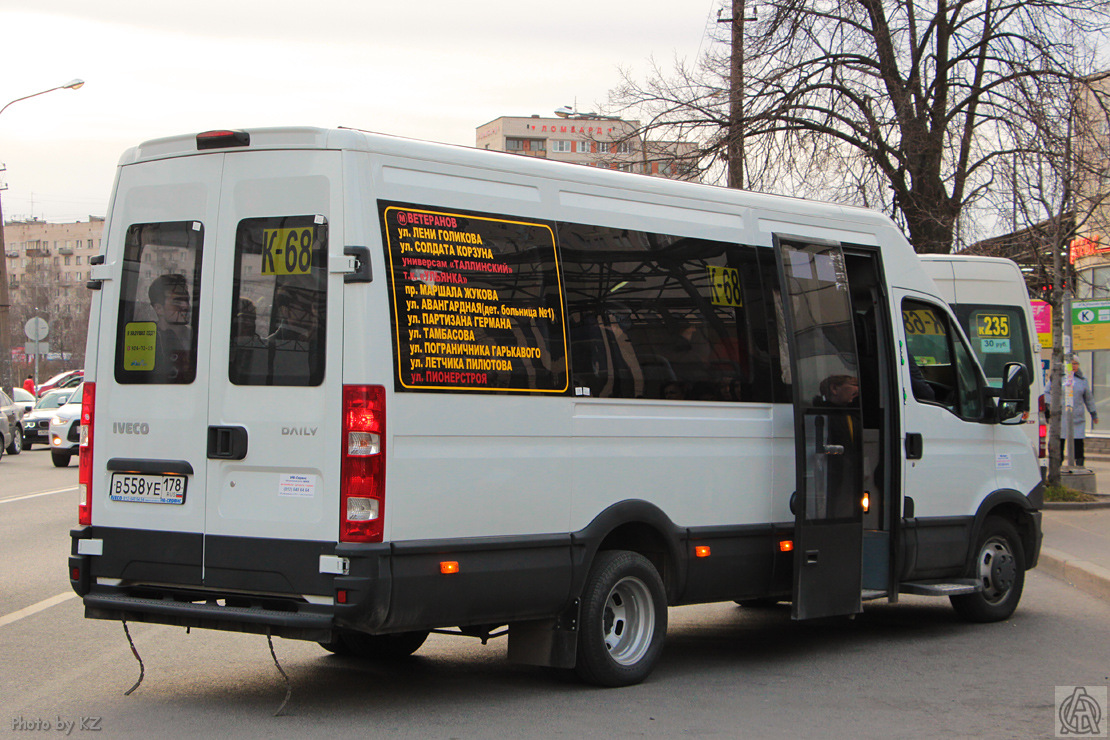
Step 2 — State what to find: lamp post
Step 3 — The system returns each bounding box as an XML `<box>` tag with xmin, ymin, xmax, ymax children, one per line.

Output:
<box><xmin>0</xmin><ymin>78</ymin><xmax>84</xmax><ymax>394</ymax></box>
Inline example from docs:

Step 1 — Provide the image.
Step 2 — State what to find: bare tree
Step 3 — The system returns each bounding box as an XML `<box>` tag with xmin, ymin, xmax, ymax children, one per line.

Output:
<box><xmin>957</xmin><ymin>63</ymin><xmax>1110</xmax><ymax>484</ymax></box>
<box><xmin>608</xmin><ymin>0</ymin><xmax>1110</xmax><ymax>254</ymax></box>
<box><xmin>10</xmin><ymin>257</ymin><xmax>90</xmax><ymax>380</ymax></box>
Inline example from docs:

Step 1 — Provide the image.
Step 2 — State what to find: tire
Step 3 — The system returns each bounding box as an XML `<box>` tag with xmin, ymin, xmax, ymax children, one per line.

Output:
<box><xmin>575</xmin><ymin>550</ymin><xmax>667</xmax><ymax>687</ymax></box>
<box><xmin>51</xmin><ymin>450</ymin><xmax>73</xmax><ymax>468</ymax></box>
<box><xmin>7</xmin><ymin>425</ymin><xmax>23</xmax><ymax>455</ymax></box>
<box><xmin>321</xmin><ymin>629</ymin><xmax>429</xmax><ymax>659</ymax></box>
<box><xmin>950</xmin><ymin>516</ymin><xmax>1025</xmax><ymax>622</ymax></box>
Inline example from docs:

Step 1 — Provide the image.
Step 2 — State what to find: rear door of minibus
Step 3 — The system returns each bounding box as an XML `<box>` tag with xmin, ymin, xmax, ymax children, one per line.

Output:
<box><xmin>203</xmin><ymin>146</ymin><xmax>345</xmax><ymax>592</ymax></box>
<box><xmin>95</xmin><ymin>140</ymin><xmax>344</xmax><ymax>592</ymax></box>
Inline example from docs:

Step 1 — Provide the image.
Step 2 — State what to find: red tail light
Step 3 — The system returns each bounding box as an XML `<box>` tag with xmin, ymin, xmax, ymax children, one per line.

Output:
<box><xmin>1039</xmin><ymin>421</ymin><xmax>1047</xmax><ymax>459</ymax></box>
<box><xmin>340</xmin><ymin>385</ymin><xmax>385</xmax><ymax>542</ymax></box>
<box><xmin>78</xmin><ymin>382</ymin><xmax>95</xmax><ymax>525</ymax></box>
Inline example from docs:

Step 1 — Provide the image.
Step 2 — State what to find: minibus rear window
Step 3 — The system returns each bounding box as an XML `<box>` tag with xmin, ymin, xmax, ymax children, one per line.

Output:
<box><xmin>229</xmin><ymin>215</ymin><xmax>328</xmax><ymax>386</ymax></box>
<box><xmin>113</xmin><ymin>221</ymin><xmax>204</xmax><ymax>384</ymax></box>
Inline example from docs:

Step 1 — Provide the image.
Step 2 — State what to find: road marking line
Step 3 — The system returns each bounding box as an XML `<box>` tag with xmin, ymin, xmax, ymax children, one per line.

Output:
<box><xmin>0</xmin><ymin>486</ymin><xmax>78</xmax><ymax>505</ymax></box>
<box><xmin>0</xmin><ymin>592</ymin><xmax>77</xmax><ymax>628</ymax></box>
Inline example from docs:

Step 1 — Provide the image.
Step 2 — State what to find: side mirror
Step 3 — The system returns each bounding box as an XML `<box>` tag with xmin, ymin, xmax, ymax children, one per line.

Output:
<box><xmin>997</xmin><ymin>362</ymin><xmax>1030</xmax><ymax>423</ymax></box>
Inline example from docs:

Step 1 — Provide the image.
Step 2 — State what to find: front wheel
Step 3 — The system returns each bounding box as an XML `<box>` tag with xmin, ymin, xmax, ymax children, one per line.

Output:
<box><xmin>950</xmin><ymin>516</ymin><xmax>1025</xmax><ymax>622</ymax></box>
<box><xmin>7</xmin><ymin>426</ymin><xmax>22</xmax><ymax>455</ymax></box>
<box><xmin>51</xmin><ymin>450</ymin><xmax>72</xmax><ymax>468</ymax></box>
<box><xmin>575</xmin><ymin>550</ymin><xmax>667</xmax><ymax>687</ymax></box>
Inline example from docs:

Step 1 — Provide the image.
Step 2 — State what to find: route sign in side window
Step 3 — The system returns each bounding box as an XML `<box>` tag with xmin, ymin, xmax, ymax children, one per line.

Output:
<box><xmin>229</xmin><ymin>215</ymin><xmax>328</xmax><ymax>386</ymax></box>
<box><xmin>114</xmin><ymin>221</ymin><xmax>204</xmax><ymax>385</ymax></box>
<box><xmin>902</xmin><ymin>299</ymin><xmax>985</xmax><ymax>420</ymax></box>
<box><xmin>560</xmin><ymin>222</ymin><xmax>774</xmax><ymax>402</ymax></box>
<box><xmin>379</xmin><ymin>202</ymin><xmax>569</xmax><ymax>395</ymax></box>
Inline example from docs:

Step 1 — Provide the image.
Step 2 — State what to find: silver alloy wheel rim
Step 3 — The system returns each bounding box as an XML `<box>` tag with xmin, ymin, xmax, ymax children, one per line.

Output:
<box><xmin>11</xmin><ymin>429</ymin><xmax>21</xmax><ymax>453</ymax></box>
<box><xmin>976</xmin><ymin>535</ymin><xmax>1017</xmax><ymax>604</ymax></box>
<box><xmin>602</xmin><ymin>575</ymin><xmax>655</xmax><ymax>666</ymax></box>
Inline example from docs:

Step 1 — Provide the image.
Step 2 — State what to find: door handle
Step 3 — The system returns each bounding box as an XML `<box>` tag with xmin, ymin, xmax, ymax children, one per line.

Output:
<box><xmin>905</xmin><ymin>433</ymin><xmax>923</xmax><ymax>460</ymax></box>
<box><xmin>208</xmin><ymin>426</ymin><xmax>248</xmax><ymax>460</ymax></box>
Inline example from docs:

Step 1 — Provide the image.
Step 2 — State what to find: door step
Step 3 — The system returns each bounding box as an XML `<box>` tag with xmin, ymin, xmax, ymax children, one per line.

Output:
<box><xmin>899</xmin><ymin>579</ymin><xmax>981</xmax><ymax>596</ymax></box>
<box><xmin>861</xmin><ymin>589</ymin><xmax>887</xmax><ymax>601</ymax></box>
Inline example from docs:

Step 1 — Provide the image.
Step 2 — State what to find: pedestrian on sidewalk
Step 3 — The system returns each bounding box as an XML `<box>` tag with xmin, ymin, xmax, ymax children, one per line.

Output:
<box><xmin>1048</xmin><ymin>358</ymin><xmax>1099</xmax><ymax>466</ymax></box>
<box><xmin>22</xmin><ymin>375</ymin><xmax>34</xmax><ymax>395</ymax></box>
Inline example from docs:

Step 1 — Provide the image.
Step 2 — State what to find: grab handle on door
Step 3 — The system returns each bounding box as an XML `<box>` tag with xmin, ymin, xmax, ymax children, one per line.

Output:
<box><xmin>208</xmin><ymin>426</ymin><xmax>248</xmax><ymax>460</ymax></box>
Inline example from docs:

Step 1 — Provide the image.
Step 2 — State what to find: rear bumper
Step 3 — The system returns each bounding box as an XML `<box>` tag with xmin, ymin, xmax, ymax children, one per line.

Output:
<box><xmin>69</xmin><ymin>525</ymin><xmax>574</xmax><ymax>642</ymax></box>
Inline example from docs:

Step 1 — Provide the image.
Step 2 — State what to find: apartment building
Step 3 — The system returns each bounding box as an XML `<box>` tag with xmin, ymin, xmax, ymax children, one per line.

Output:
<box><xmin>5</xmin><ymin>216</ymin><xmax>104</xmax><ymax>290</ymax></box>
<box><xmin>476</xmin><ymin>111</ymin><xmax>698</xmax><ymax>181</ymax></box>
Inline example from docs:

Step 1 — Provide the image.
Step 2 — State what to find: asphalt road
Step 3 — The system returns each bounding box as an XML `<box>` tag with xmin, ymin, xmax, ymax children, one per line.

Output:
<box><xmin>2</xmin><ymin>448</ymin><xmax>1108</xmax><ymax>738</ymax></box>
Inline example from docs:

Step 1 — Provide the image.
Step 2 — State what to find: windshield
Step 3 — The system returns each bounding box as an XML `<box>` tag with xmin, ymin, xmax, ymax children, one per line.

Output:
<box><xmin>41</xmin><ymin>371</ymin><xmax>71</xmax><ymax>386</ymax></box>
<box><xmin>952</xmin><ymin>303</ymin><xmax>1033</xmax><ymax>388</ymax></box>
<box><xmin>35</xmin><ymin>392</ymin><xmax>71</xmax><ymax>410</ymax></box>
<box><xmin>64</xmin><ymin>384</ymin><xmax>84</xmax><ymax>405</ymax></box>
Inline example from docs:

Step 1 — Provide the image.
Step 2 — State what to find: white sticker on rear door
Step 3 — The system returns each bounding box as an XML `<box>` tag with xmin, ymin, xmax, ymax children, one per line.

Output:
<box><xmin>279</xmin><ymin>473</ymin><xmax>316</xmax><ymax>497</ymax></box>
<box><xmin>996</xmin><ymin>454</ymin><xmax>1013</xmax><ymax>470</ymax></box>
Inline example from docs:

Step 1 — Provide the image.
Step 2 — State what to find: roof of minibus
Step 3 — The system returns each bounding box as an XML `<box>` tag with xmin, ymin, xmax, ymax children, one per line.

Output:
<box><xmin>118</xmin><ymin>126</ymin><xmax>931</xmax><ymax>289</ymax></box>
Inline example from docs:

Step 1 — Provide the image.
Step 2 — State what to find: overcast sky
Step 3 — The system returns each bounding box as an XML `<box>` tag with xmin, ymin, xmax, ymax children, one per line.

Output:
<box><xmin>0</xmin><ymin>1</ymin><xmax>718</xmax><ymax>223</ymax></box>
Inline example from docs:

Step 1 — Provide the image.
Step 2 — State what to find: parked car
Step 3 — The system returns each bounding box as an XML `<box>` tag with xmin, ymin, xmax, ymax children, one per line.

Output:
<box><xmin>0</xmin><ymin>389</ymin><xmax>23</xmax><ymax>458</ymax></box>
<box><xmin>37</xmin><ymin>369</ymin><xmax>83</xmax><ymax>398</ymax></box>
<box><xmin>22</xmin><ymin>389</ymin><xmax>73</xmax><ymax>449</ymax></box>
<box><xmin>48</xmin><ymin>383</ymin><xmax>83</xmax><ymax>467</ymax></box>
<box><xmin>12</xmin><ymin>387</ymin><xmax>35</xmax><ymax>416</ymax></box>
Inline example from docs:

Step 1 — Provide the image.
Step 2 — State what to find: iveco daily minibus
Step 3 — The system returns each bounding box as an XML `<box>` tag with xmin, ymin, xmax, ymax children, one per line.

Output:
<box><xmin>69</xmin><ymin>127</ymin><xmax>1042</xmax><ymax>687</ymax></box>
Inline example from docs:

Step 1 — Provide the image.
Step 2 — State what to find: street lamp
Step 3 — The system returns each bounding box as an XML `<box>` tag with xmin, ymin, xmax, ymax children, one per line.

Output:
<box><xmin>0</xmin><ymin>78</ymin><xmax>85</xmax><ymax>394</ymax></box>
<box><xmin>0</xmin><ymin>79</ymin><xmax>84</xmax><ymax>119</ymax></box>
<box><xmin>0</xmin><ymin>78</ymin><xmax>84</xmax><ymax>397</ymax></box>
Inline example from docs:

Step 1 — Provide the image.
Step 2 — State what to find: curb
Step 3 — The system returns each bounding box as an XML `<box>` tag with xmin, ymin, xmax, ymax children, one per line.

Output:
<box><xmin>1043</xmin><ymin>500</ymin><xmax>1110</xmax><ymax>510</ymax></box>
<box><xmin>1037</xmin><ymin>546</ymin><xmax>1110</xmax><ymax>603</ymax></box>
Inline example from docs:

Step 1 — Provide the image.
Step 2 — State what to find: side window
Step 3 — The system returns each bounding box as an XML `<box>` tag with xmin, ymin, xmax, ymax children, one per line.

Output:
<box><xmin>902</xmin><ymin>299</ymin><xmax>984</xmax><ymax>419</ymax></box>
<box><xmin>114</xmin><ymin>221</ymin><xmax>203</xmax><ymax>384</ymax></box>
<box><xmin>229</xmin><ymin>215</ymin><xmax>328</xmax><ymax>386</ymax></box>
<box><xmin>559</xmin><ymin>223</ymin><xmax>776</xmax><ymax>402</ymax></box>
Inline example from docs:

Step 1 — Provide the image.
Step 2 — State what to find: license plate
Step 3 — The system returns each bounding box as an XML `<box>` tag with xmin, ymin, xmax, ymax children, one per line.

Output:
<box><xmin>109</xmin><ymin>473</ymin><xmax>187</xmax><ymax>504</ymax></box>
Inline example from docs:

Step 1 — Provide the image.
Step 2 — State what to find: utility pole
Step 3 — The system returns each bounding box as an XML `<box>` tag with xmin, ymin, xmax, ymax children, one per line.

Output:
<box><xmin>0</xmin><ymin>167</ymin><xmax>10</xmax><ymax>395</ymax></box>
<box><xmin>719</xmin><ymin>0</ymin><xmax>751</xmax><ymax>190</ymax></box>
<box><xmin>0</xmin><ymin>79</ymin><xmax>84</xmax><ymax>395</ymax></box>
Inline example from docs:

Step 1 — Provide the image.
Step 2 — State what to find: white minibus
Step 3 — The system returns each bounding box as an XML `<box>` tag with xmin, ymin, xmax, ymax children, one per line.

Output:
<box><xmin>920</xmin><ymin>254</ymin><xmax>1045</xmax><ymax>461</ymax></box>
<box><xmin>69</xmin><ymin>128</ymin><xmax>1042</xmax><ymax>687</ymax></box>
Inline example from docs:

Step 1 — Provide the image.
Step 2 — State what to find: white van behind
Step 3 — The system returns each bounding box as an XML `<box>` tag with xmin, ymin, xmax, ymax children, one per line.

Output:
<box><xmin>70</xmin><ymin>128</ymin><xmax>1042</xmax><ymax>686</ymax></box>
<box><xmin>919</xmin><ymin>254</ymin><xmax>1045</xmax><ymax>461</ymax></box>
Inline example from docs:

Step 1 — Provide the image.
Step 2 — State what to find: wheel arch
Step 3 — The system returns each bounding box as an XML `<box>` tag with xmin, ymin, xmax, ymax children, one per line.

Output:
<box><xmin>970</xmin><ymin>489</ymin><xmax>1042</xmax><ymax>571</ymax></box>
<box><xmin>572</xmin><ymin>500</ymin><xmax>687</xmax><ymax>604</ymax></box>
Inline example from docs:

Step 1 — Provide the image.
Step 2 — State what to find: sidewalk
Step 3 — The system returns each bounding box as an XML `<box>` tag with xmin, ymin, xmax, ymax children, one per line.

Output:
<box><xmin>1039</xmin><ymin>455</ymin><xmax>1110</xmax><ymax>602</ymax></box>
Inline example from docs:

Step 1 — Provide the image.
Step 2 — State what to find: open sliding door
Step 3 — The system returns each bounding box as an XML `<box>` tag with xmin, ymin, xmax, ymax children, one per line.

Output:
<box><xmin>774</xmin><ymin>235</ymin><xmax>864</xmax><ymax>620</ymax></box>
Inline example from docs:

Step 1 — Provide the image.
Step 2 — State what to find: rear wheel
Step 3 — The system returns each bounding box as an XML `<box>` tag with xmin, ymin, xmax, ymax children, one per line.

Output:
<box><xmin>320</xmin><ymin>629</ymin><xmax>429</xmax><ymax>659</ymax></box>
<box><xmin>6</xmin><ymin>425</ymin><xmax>22</xmax><ymax>455</ymax></box>
<box><xmin>950</xmin><ymin>516</ymin><xmax>1025</xmax><ymax>622</ymax></box>
<box><xmin>51</xmin><ymin>450</ymin><xmax>72</xmax><ymax>467</ymax></box>
<box><xmin>575</xmin><ymin>550</ymin><xmax>667</xmax><ymax>687</ymax></box>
